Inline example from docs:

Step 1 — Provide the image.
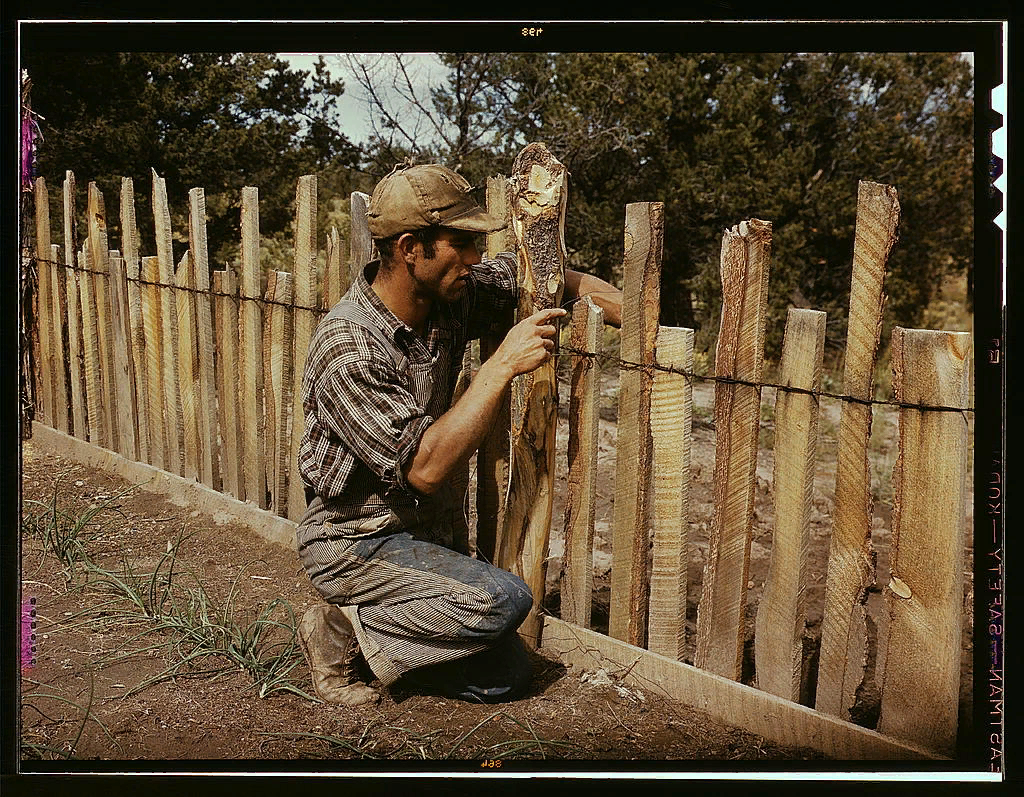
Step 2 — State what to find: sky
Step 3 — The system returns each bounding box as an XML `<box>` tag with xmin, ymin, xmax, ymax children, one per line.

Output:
<box><xmin>278</xmin><ymin>52</ymin><xmax>448</xmax><ymax>146</ymax></box>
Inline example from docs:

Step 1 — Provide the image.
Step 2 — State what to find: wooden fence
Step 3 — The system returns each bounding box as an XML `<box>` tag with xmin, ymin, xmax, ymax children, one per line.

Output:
<box><xmin>28</xmin><ymin>148</ymin><xmax>971</xmax><ymax>760</ymax></box>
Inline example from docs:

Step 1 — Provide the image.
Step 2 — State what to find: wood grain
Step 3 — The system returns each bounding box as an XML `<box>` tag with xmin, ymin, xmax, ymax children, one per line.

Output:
<box><xmin>64</xmin><ymin>172</ymin><xmax>87</xmax><ymax>439</ymax></box>
<box><xmin>755</xmin><ymin>308</ymin><xmax>826</xmax><ymax>701</ymax></box>
<box><xmin>120</xmin><ymin>177</ymin><xmax>148</xmax><ymax>462</ymax></box>
<box><xmin>214</xmin><ymin>269</ymin><xmax>244</xmax><ymax>499</ymax></box>
<box><xmin>877</xmin><ymin>327</ymin><xmax>971</xmax><ymax>755</ymax></box>
<box><xmin>152</xmin><ymin>170</ymin><xmax>183</xmax><ymax>477</ymax></box>
<box><xmin>141</xmin><ymin>255</ymin><xmax>165</xmax><ymax>470</ymax></box>
<box><xmin>240</xmin><ymin>186</ymin><xmax>267</xmax><ymax>507</ymax></box>
<box><xmin>816</xmin><ymin>181</ymin><xmax>899</xmax><ymax>719</ymax></box>
<box><xmin>694</xmin><ymin>218</ymin><xmax>772</xmax><ymax>679</ymax></box>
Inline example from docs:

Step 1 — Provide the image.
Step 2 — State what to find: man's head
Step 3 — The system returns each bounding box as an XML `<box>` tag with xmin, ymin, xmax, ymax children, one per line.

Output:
<box><xmin>368</xmin><ymin>163</ymin><xmax>506</xmax><ymax>267</ymax></box>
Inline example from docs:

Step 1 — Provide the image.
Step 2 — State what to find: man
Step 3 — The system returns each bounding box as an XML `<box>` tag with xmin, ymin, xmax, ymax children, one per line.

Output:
<box><xmin>295</xmin><ymin>162</ymin><xmax>622</xmax><ymax>706</ymax></box>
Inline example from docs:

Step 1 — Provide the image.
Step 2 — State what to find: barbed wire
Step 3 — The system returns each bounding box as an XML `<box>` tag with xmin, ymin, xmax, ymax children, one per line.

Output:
<box><xmin>32</xmin><ymin>255</ymin><xmax>976</xmax><ymax>417</ymax></box>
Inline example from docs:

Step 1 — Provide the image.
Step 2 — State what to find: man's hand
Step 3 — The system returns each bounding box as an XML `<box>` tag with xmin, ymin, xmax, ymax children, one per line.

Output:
<box><xmin>490</xmin><ymin>308</ymin><xmax>567</xmax><ymax>379</ymax></box>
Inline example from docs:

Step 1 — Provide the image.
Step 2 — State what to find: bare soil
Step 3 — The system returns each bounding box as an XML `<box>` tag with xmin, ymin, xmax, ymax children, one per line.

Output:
<box><xmin>18</xmin><ymin>376</ymin><xmax>974</xmax><ymax>767</ymax></box>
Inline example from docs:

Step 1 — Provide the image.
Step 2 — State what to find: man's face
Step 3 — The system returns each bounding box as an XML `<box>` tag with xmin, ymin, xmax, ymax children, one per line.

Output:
<box><xmin>411</xmin><ymin>228</ymin><xmax>482</xmax><ymax>303</ymax></box>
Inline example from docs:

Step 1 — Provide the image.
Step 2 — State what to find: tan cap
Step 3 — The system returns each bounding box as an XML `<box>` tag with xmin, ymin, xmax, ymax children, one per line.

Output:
<box><xmin>366</xmin><ymin>163</ymin><xmax>507</xmax><ymax>239</ymax></box>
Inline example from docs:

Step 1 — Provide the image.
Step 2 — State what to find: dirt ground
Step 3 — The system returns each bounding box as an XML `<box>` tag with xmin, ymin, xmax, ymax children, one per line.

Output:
<box><xmin>17</xmin><ymin>373</ymin><xmax>974</xmax><ymax>767</ymax></box>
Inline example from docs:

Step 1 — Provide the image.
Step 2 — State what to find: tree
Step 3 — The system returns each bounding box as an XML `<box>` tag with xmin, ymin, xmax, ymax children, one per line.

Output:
<box><xmin>21</xmin><ymin>52</ymin><xmax>360</xmax><ymax>268</ymax></box>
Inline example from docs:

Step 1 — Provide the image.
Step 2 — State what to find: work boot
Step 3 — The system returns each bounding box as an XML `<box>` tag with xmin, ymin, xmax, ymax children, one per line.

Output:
<box><xmin>297</xmin><ymin>603</ymin><xmax>379</xmax><ymax>706</ymax></box>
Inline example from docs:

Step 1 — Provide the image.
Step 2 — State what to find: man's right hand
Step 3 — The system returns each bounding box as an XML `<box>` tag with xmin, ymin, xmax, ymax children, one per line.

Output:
<box><xmin>491</xmin><ymin>307</ymin><xmax>568</xmax><ymax>379</ymax></box>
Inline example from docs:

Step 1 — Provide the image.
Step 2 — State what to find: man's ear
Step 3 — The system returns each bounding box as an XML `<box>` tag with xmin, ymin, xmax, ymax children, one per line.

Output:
<box><xmin>395</xmin><ymin>232</ymin><xmax>419</xmax><ymax>265</ymax></box>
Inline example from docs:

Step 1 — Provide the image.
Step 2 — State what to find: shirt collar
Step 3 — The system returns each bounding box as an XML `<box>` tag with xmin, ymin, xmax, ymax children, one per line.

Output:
<box><xmin>351</xmin><ymin>261</ymin><xmax>416</xmax><ymax>344</ymax></box>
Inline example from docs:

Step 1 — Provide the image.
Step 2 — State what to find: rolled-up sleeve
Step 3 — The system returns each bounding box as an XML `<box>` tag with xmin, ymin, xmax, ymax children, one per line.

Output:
<box><xmin>314</xmin><ymin>351</ymin><xmax>433</xmax><ymax>495</ymax></box>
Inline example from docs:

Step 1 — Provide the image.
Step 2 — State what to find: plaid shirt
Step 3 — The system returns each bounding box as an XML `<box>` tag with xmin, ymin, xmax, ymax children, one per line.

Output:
<box><xmin>297</xmin><ymin>253</ymin><xmax>518</xmax><ymax>530</ymax></box>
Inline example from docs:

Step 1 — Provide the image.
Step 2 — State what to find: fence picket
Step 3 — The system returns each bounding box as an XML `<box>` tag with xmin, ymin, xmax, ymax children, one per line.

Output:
<box><xmin>49</xmin><ymin>243</ymin><xmax>70</xmax><ymax>435</ymax></box>
<box><xmin>695</xmin><ymin>218</ymin><xmax>772</xmax><ymax>680</ymax></box>
<box><xmin>264</xmin><ymin>271</ymin><xmax>293</xmax><ymax>515</ymax></box>
<box><xmin>877</xmin><ymin>327</ymin><xmax>971</xmax><ymax>755</ymax></box>
<box><xmin>78</xmin><ymin>247</ymin><xmax>102</xmax><ymax>445</ymax></box>
<box><xmin>214</xmin><ymin>269</ymin><xmax>244</xmax><ymax>499</ymax></box>
<box><xmin>499</xmin><ymin>143</ymin><xmax>569</xmax><ymax>648</ymax></box>
<box><xmin>34</xmin><ymin>178</ymin><xmax>53</xmax><ymax>428</ymax></box>
<box><xmin>141</xmin><ymin>255</ymin><xmax>166</xmax><ymax>469</ymax></box>
<box><xmin>755</xmin><ymin>308</ymin><xmax>826</xmax><ymax>701</ymax></box>
<box><xmin>152</xmin><ymin>171</ymin><xmax>184</xmax><ymax>477</ymax></box>
<box><xmin>349</xmin><ymin>191</ymin><xmax>374</xmax><ymax>285</ymax></box>
<box><xmin>816</xmin><ymin>181</ymin><xmax>900</xmax><ymax>719</ymax></box>
<box><xmin>121</xmin><ymin>178</ymin><xmax>149</xmax><ymax>463</ymax></box>
<box><xmin>240</xmin><ymin>186</ymin><xmax>266</xmax><ymax>508</ymax></box>
<box><xmin>188</xmin><ymin>188</ymin><xmax>221</xmax><ymax>491</ymax></box>
<box><xmin>175</xmin><ymin>250</ymin><xmax>200</xmax><ymax>482</ymax></box>
<box><xmin>648</xmin><ymin>325</ymin><xmax>694</xmax><ymax>661</ymax></box>
<box><xmin>64</xmin><ymin>172</ymin><xmax>87</xmax><ymax>439</ymax></box>
<box><xmin>476</xmin><ymin>175</ymin><xmax>515</xmax><ymax>564</ymax></box>
<box><xmin>87</xmin><ymin>185</ymin><xmax>119</xmax><ymax>452</ymax></box>
<box><xmin>609</xmin><ymin>201</ymin><xmax>664</xmax><ymax>648</ymax></box>
<box><xmin>108</xmin><ymin>252</ymin><xmax>139</xmax><ymax>459</ymax></box>
<box><xmin>560</xmin><ymin>296</ymin><xmax>603</xmax><ymax>629</ymax></box>
<box><xmin>286</xmin><ymin>176</ymin><xmax>317</xmax><ymax>521</ymax></box>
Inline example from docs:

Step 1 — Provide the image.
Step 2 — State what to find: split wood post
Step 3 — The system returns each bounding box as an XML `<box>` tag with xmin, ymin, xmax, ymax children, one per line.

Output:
<box><xmin>214</xmin><ymin>268</ymin><xmax>244</xmax><ymax>499</ymax></box>
<box><xmin>560</xmin><ymin>296</ymin><xmax>603</xmax><ymax>628</ymax></box>
<box><xmin>49</xmin><ymin>243</ymin><xmax>71</xmax><ymax>434</ymax></box>
<box><xmin>188</xmin><ymin>188</ymin><xmax>221</xmax><ymax>490</ymax></box>
<box><xmin>349</xmin><ymin>191</ymin><xmax>374</xmax><ymax>284</ymax></box>
<box><xmin>175</xmin><ymin>250</ymin><xmax>200</xmax><ymax>483</ymax></box>
<box><xmin>287</xmin><ymin>175</ymin><xmax>317</xmax><ymax>521</ymax></box>
<box><xmin>120</xmin><ymin>178</ymin><xmax>149</xmax><ymax>464</ymax></box>
<box><xmin>240</xmin><ymin>186</ymin><xmax>266</xmax><ymax>508</ymax></box>
<box><xmin>448</xmin><ymin>344</ymin><xmax>476</xmax><ymax>556</ymax></box>
<box><xmin>755</xmin><ymin>308</ymin><xmax>826</xmax><ymax>701</ymax></box>
<box><xmin>77</xmin><ymin>247</ymin><xmax>102</xmax><ymax>445</ymax></box>
<box><xmin>64</xmin><ymin>171</ymin><xmax>87</xmax><ymax>439</ymax></box>
<box><xmin>153</xmin><ymin>170</ymin><xmax>184</xmax><ymax>477</ymax></box>
<box><xmin>108</xmin><ymin>252</ymin><xmax>140</xmax><ymax>460</ymax></box>
<box><xmin>647</xmin><ymin>325</ymin><xmax>695</xmax><ymax>661</ymax></box>
<box><xmin>608</xmin><ymin>201</ymin><xmax>664</xmax><ymax>648</ymax></box>
<box><xmin>140</xmin><ymin>255</ymin><xmax>166</xmax><ymax>470</ymax></box>
<box><xmin>498</xmin><ymin>143</ymin><xmax>568</xmax><ymax>649</ymax></box>
<box><xmin>33</xmin><ymin>178</ymin><xmax>53</xmax><ymax>428</ymax></box>
<box><xmin>264</xmin><ymin>271</ymin><xmax>294</xmax><ymax>515</ymax></box>
<box><xmin>816</xmin><ymin>181</ymin><xmax>900</xmax><ymax>719</ymax></box>
<box><xmin>476</xmin><ymin>174</ymin><xmax>516</xmax><ymax>563</ymax></box>
<box><xmin>324</xmin><ymin>226</ymin><xmax>347</xmax><ymax>309</ymax></box>
<box><xmin>87</xmin><ymin>184</ymin><xmax>117</xmax><ymax>451</ymax></box>
<box><xmin>876</xmin><ymin>327</ymin><xmax>971</xmax><ymax>756</ymax></box>
<box><xmin>694</xmin><ymin>218</ymin><xmax>772</xmax><ymax>680</ymax></box>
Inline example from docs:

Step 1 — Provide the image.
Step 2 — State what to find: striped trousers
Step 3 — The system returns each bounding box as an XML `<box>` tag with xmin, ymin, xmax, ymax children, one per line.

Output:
<box><xmin>297</xmin><ymin>523</ymin><xmax>534</xmax><ymax>702</ymax></box>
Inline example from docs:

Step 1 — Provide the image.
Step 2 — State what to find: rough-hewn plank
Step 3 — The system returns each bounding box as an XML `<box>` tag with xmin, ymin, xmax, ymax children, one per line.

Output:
<box><xmin>609</xmin><ymin>202</ymin><xmax>664</xmax><ymax>648</ymax></box>
<box><xmin>34</xmin><ymin>178</ymin><xmax>53</xmax><ymax>428</ymax></box>
<box><xmin>175</xmin><ymin>250</ymin><xmax>200</xmax><ymax>483</ymax></box>
<box><xmin>240</xmin><ymin>186</ymin><xmax>266</xmax><ymax>508</ymax></box>
<box><xmin>78</xmin><ymin>247</ymin><xmax>102</xmax><ymax>446</ymax></box>
<box><xmin>498</xmin><ymin>144</ymin><xmax>568</xmax><ymax>648</ymax></box>
<box><xmin>264</xmin><ymin>271</ymin><xmax>294</xmax><ymax>516</ymax></box>
<box><xmin>647</xmin><ymin>325</ymin><xmax>694</xmax><ymax>660</ymax></box>
<box><xmin>695</xmin><ymin>218</ymin><xmax>772</xmax><ymax>680</ymax></box>
<box><xmin>560</xmin><ymin>296</ymin><xmax>603</xmax><ymax>629</ymax></box>
<box><xmin>755</xmin><ymin>309</ymin><xmax>826</xmax><ymax>701</ymax></box>
<box><xmin>287</xmin><ymin>175</ymin><xmax>317</xmax><ymax>521</ymax></box>
<box><xmin>120</xmin><ymin>177</ymin><xmax>148</xmax><ymax>462</ymax></box>
<box><xmin>48</xmin><ymin>242</ymin><xmax>70</xmax><ymax>435</ymax></box>
<box><xmin>87</xmin><ymin>184</ymin><xmax>117</xmax><ymax>451</ymax></box>
<box><xmin>188</xmin><ymin>188</ymin><xmax>221</xmax><ymax>491</ymax></box>
<box><xmin>152</xmin><ymin>170</ymin><xmax>183</xmax><ymax>477</ymax></box>
<box><xmin>64</xmin><ymin>172</ymin><xmax>87</xmax><ymax>439</ymax></box>
<box><xmin>349</xmin><ymin>191</ymin><xmax>374</xmax><ymax>284</ymax></box>
<box><xmin>214</xmin><ymin>269</ymin><xmax>243</xmax><ymax>500</ymax></box>
<box><xmin>107</xmin><ymin>253</ymin><xmax>140</xmax><ymax>460</ymax></box>
<box><xmin>476</xmin><ymin>175</ymin><xmax>515</xmax><ymax>563</ymax></box>
<box><xmin>539</xmin><ymin>616</ymin><xmax>940</xmax><ymax>761</ymax></box>
<box><xmin>877</xmin><ymin>327</ymin><xmax>971</xmax><ymax>756</ymax></box>
<box><xmin>816</xmin><ymin>181</ymin><xmax>900</xmax><ymax>719</ymax></box>
<box><xmin>323</xmin><ymin>226</ymin><xmax>347</xmax><ymax>309</ymax></box>
<box><xmin>140</xmin><ymin>256</ymin><xmax>165</xmax><ymax>470</ymax></box>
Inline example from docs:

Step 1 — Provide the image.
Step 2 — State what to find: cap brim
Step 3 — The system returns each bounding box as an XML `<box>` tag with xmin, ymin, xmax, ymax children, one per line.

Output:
<box><xmin>441</xmin><ymin>205</ymin><xmax>508</xmax><ymax>234</ymax></box>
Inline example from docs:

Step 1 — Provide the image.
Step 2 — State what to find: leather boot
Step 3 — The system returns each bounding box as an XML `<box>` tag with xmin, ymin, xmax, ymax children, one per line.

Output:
<box><xmin>297</xmin><ymin>603</ymin><xmax>379</xmax><ymax>706</ymax></box>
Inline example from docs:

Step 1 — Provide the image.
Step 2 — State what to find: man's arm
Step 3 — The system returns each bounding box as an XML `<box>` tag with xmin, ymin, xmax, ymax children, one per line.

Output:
<box><xmin>564</xmin><ymin>269</ymin><xmax>622</xmax><ymax>328</ymax></box>
<box><xmin>403</xmin><ymin>306</ymin><xmax>567</xmax><ymax>495</ymax></box>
